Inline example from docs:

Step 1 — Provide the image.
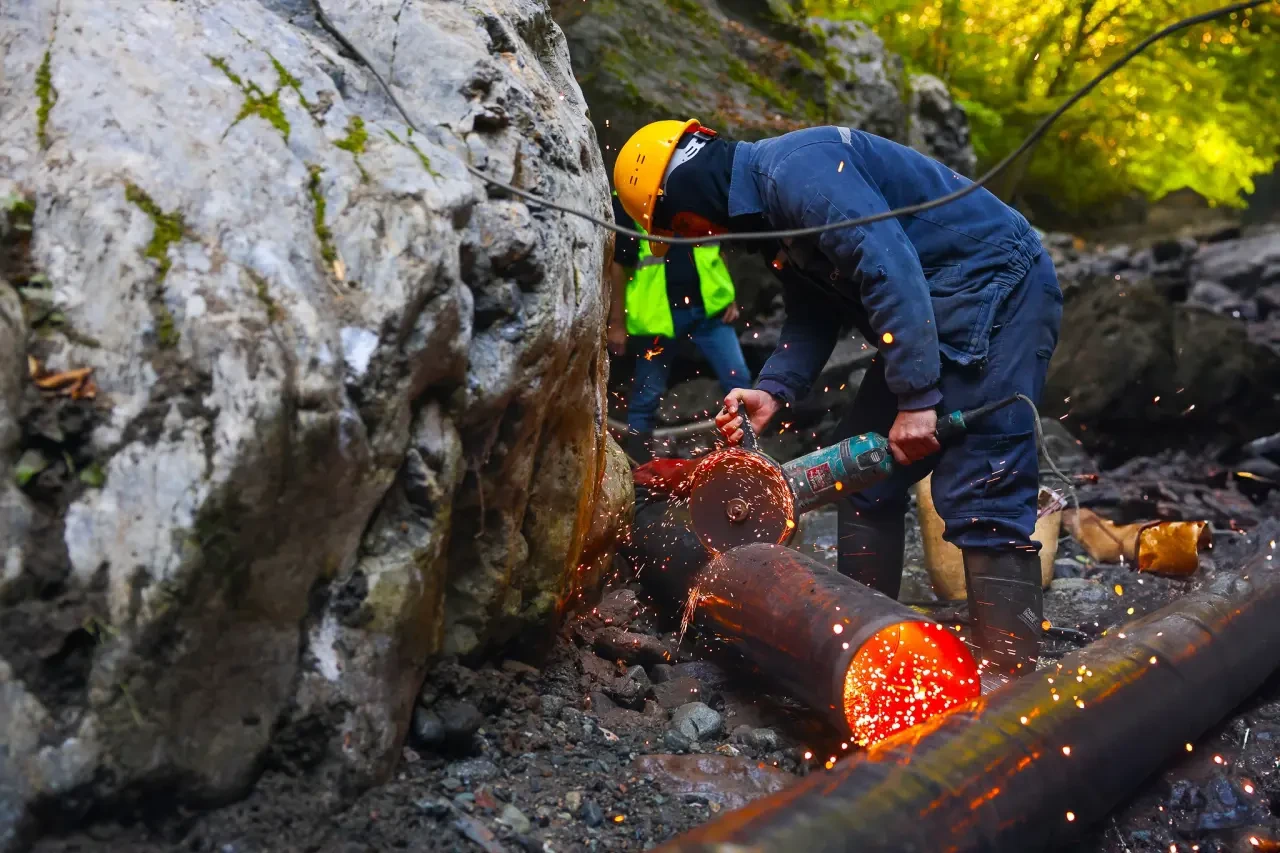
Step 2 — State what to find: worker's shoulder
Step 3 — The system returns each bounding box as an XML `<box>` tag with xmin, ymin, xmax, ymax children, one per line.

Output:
<box><xmin>749</xmin><ymin>126</ymin><xmax>846</xmax><ymax>167</ymax></box>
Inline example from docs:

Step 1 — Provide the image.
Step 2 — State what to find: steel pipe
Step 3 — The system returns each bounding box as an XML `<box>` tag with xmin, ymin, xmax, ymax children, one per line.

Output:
<box><xmin>631</xmin><ymin>498</ymin><xmax>979</xmax><ymax>746</ymax></box>
<box><xmin>655</xmin><ymin>522</ymin><xmax>1280</xmax><ymax>853</ymax></box>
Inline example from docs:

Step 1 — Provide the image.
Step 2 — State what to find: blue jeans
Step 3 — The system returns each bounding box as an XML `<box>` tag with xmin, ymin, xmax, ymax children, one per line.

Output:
<box><xmin>837</xmin><ymin>250</ymin><xmax>1064</xmax><ymax>552</ymax></box>
<box><xmin>628</xmin><ymin>307</ymin><xmax>752</xmax><ymax>433</ymax></box>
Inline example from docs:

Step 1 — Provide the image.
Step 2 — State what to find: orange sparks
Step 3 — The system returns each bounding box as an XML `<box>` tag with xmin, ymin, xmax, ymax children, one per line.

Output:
<box><xmin>842</xmin><ymin>620</ymin><xmax>979</xmax><ymax>747</ymax></box>
<box><xmin>1185</xmin><ymin>743</ymin><xmax>1193</xmax><ymax>752</ymax></box>
<box><xmin>1066</xmin><ymin>811</ymin><xmax>1076</xmax><ymax>822</ymax></box>
<box><xmin>833</xmin><ymin>623</ymin><xmax>844</xmax><ymax>634</ymax></box>
<box><xmin>1062</xmin><ymin>746</ymin><xmax>1072</xmax><ymax>756</ymax></box>
<box><xmin>881</xmin><ymin>332</ymin><xmax>894</xmax><ymax>345</ymax></box>
<box><xmin>643</xmin><ymin>346</ymin><xmax>664</xmax><ymax>361</ymax></box>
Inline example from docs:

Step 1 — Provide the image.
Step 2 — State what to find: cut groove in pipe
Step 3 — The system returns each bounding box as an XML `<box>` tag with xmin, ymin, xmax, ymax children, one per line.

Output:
<box><xmin>632</xmin><ymin>499</ymin><xmax>979</xmax><ymax>745</ymax></box>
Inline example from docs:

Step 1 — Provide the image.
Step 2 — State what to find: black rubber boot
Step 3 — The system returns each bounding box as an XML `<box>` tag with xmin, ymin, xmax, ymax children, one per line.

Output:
<box><xmin>626</xmin><ymin>431</ymin><xmax>655</xmax><ymax>465</ymax></box>
<box><xmin>836</xmin><ymin>506</ymin><xmax>906</xmax><ymax>599</ymax></box>
<box><xmin>963</xmin><ymin>549</ymin><xmax>1043</xmax><ymax>680</ymax></box>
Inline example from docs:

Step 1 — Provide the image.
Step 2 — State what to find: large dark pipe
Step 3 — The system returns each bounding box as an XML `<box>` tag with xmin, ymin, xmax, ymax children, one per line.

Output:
<box><xmin>655</xmin><ymin>522</ymin><xmax>1280</xmax><ymax>853</ymax></box>
<box><xmin>630</xmin><ymin>497</ymin><xmax>979</xmax><ymax>746</ymax></box>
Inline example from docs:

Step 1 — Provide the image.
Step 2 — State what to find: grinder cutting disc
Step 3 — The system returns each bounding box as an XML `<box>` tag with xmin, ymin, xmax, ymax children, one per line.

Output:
<box><xmin>689</xmin><ymin>448</ymin><xmax>796</xmax><ymax>555</ymax></box>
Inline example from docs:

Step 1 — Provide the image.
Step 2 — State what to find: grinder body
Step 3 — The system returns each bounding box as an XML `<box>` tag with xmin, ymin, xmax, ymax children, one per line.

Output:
<box><xmin>689</xmin><ymin>404</ymin><xmax>994</xmax><ymax>554</ymax></box>
<box><xmin>780</xmin><ymin>410</ymin><xmax>969</xmax><ymax>514</ymax></box>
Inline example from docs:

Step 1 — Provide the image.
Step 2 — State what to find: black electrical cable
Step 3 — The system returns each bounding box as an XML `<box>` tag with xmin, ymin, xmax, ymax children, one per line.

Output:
<box><xmin>312</xmin><ymin>0</ymin><xmax>1268</xmax><ymax>247</ymax></box>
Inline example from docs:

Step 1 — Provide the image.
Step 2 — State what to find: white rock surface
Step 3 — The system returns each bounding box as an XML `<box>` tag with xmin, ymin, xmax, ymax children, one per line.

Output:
<box><xmin>0</xmin><ymin>0</ymin><xmax>613</xmax><ymax>843</ymax></box>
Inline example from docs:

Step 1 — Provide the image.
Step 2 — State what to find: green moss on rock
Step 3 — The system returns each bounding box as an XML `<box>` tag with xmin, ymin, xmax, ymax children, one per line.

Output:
<box><xmin>307</xmin><ymin>165</ymin><xmax>337</xmax><ymax>264</ymax></box>
<box><xmin>270</xmin><ymin>55</ymin><xmax>312</xmax><ymax>110</ymax></box>
<box><xmin>210</xmin><ymin>55</ymin><xmax>291</xmax><ymax>142</ymax></box>
<box><xmin>125</xmin><ymin>184</ymin><xmax>185</xmax><ymax>282</ymax></box>
<box><xmin>406</xmin><ymin>140</ymin><xmax>442</xmax><ymax>178</ymax></box>
<box><xmin>335</xmin><ymin>116</ymin><xmax>370</xmax><ymax>182</ymax></box>
<box><xmin>248</xmin><ymin>270</ymin><xmax>282</xmax><ymax>322</ymax></box>
<box><xmin>35</xmin><ymin>49</ymin><xmax>58</xmax><ymax>148</ymax></box>
<box><xmin>334</xmin><ymin>115</ymin><xmax>368</xmax><ymax>155</ymax></box>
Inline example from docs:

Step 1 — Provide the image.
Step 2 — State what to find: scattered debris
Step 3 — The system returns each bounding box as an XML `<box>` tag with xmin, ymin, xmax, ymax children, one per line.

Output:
<box><xmin>27</xmin><ymin>356</ymin><xmax>96</xmax><ymax>399</ymax></box>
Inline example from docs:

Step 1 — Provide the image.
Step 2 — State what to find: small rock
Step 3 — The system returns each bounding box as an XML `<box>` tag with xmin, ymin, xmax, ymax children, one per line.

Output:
<box><xmin>730</xmin><ymin>725</ymin><xmax>753</xmax><ymax>744</ymax></box>
<box><xmin>437</xmin><ymin>699</ymin><xmax>485</xmax><ymax>745</ymax></box>
<box><xmin>1050</xmin><ymin>578</ymin><xmax>1097</xmax><ymax>592</ymax></box>
<box><xmin>502</xmin><ymin>659</ymin><xmax>540</xmax><ymax>679</ymax></box>
<box><xmin>593</xmin><ymin>626</ymin><xmax>673</xmax><ymax>667</ymax></box>
<box><xmin>411</xmin><ymin>707</ymin><xmax>446</xmax><ymax>748</ymax></box>
<box><xmin>745</xmin><ymin>728</ymin><xmax>780</xmax><ymax>751</ymax></box>
<box><xmin>715</xmin><ymin>743</ymin><xmax>742</xmax><ymax>757</ymax></box>
<box><xmin>1189</xmin><ymin>279</ymin><xmax>1239</xmax><ymax>308</ymax></box>
<box><xmin>565</xmin><ymin>790</ymin><xmax>583</xmax><ymax>812</ymax></box>
<box><xmin>498</xmin><ymin>804</ymin><xmax>532</xmax><ymax>834</ymax></box>
<box><xmin>588</xmin><ymin>691</ymin><xmax>617</xmax><ymax>713</ymax></box>
<box><xmin>582</xmin><ymin>800</ymin><xmax>604</xmax><ymax>827</ymax></box>
<box><xmin>649</xmin><ymin>663</ymin><xmax>675</xmax><ymax>684</ymax></box>
<box><xmin>446</xmin><ymin>758</ymin><xmax>500</xmax><ymax>783</ymax></box>
<box><xmin>581</xmin><ymin>653</ymin><xmax>619</xmax><ymax>683</ymax></box>
<box><xmin>515</xmin><ymin>836</ymin><xmax>544</xmax><ymax>853</ymax></box>
<box><xmin>653</xmin><ymin>676</ymin><xmax>702</xmax><ymax>710</ymax></box>
<box><xmin>664</xmin><ymin>729</ymin><xmax>693</xmax><ymax>752</ymax></box>
<box><xmin>415</xmin><ymin>797</ymin><xmax>452</xmax><ymax>818</ymax></box>
<box><xmin>540</xmin><ymin>695</ymin><xmax>566</xmax><ymax>718</ymax></box>
<box><xmin>671</xmin><ymin>702</ymin><xmax>722</xmax><ymax>741</ymax></box>
<box><xmin>440</xmin><ymin>777</ymin><xmax>463</xmax><ymax>792</ymax></box>
<box><xmin>1053</xmin><ymin>558</ymin><xmax>1086</xmax><ymax>580</ymax></box>
<box><xmin>596</xmin><ymin>588</ymin><xmax>640</xmax><ymax>627</ymax></box>
<box><xmin>671</xmin><ymin>661</ymin><xmax>733</xmax><ymax>689</ymax></box>
<box><xmin>603</xmin><ymin>665</ymin><xmax>653</xmax><ymax>709</ymax></box>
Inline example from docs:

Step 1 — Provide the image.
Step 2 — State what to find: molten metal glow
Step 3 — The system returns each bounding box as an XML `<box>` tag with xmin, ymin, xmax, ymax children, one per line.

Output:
<box><xmin>842</xmin><ymin>621</ymin><xmax>980</xmax><ymax>747</ymax></box>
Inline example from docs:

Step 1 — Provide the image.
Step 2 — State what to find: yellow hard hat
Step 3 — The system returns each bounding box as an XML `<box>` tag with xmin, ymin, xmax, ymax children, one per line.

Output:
<box><xmin>614</xmin><ymin>119</ymin><xmax>712</xmax><ymax>257</ymax></box>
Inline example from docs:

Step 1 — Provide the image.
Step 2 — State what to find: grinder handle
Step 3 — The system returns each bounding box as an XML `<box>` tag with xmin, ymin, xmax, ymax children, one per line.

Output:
<box><xmin>738</xmin><ymin>410</ymin><xmax>758</xmax><ymax>452</ymax></box>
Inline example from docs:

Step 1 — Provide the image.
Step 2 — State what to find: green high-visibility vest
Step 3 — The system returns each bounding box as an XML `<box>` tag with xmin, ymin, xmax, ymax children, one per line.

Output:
<box><xmin>616</xmin><ymin>200</ymin><xmax>736</xmax><ymax>338</ymax></box>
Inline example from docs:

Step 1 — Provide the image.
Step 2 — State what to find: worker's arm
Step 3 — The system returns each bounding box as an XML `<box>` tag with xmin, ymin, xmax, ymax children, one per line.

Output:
<box><xmin>773</xmin><ymin>147</ymin><xmax>942</xmax><ymax>412</ymax></box>
<box><xmin>754</xmin><ymin>270</ymin><xmax>842</xmax><ymax>405</ymax></box>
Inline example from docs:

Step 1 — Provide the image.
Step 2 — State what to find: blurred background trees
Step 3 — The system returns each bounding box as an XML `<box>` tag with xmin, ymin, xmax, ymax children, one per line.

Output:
<box><xmin>805</xmin><ymin>0</ymin><xmax>1280</xmax><ymax>224</ymax></box>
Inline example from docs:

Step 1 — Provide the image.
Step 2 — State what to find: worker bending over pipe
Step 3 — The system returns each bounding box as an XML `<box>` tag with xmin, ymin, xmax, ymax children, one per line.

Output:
<box><xmin>614</xmin><ymin>121</ymin><xmax>1063</xmax><ymax>680</ymax></box>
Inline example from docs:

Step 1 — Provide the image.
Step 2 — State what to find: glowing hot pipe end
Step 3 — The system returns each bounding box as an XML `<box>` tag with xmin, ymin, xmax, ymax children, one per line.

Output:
<box><xmin>843</xmin><ymin>621</ymin><xmax>981</xmax><ymax>746</ymax></box>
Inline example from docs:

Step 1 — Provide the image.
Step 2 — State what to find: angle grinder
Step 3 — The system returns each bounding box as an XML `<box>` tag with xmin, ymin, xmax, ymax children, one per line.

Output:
<box><xmin>688</xmin><ymin>395</ymin><xmax>1023</xmax><ymax>554</ymax></box>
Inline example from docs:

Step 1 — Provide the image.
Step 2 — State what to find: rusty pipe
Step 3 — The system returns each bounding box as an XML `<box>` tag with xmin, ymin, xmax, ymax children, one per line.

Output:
<box><xmin>655</xmin><ymin>523</ymin><xmax>1280</xmax><ymax>853</ymax></box>
<box><xmin>631</xmin><ymin>498</ymin><xmax>979</xmax><ymax>746</ymax></box>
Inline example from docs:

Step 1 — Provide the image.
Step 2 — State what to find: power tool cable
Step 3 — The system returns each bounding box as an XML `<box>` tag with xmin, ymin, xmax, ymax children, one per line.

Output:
<box><xmin>310</xmin><ymin>0</ymin><xmax>1268</xmax><ymax>247</ymax></box>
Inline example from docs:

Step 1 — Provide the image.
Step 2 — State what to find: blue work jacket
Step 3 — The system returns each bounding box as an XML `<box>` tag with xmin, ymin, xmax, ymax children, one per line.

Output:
<box><xmin>731</xmin><ymin>126</ymin><xmax>1044</xmax><ymax>410</ymax></box>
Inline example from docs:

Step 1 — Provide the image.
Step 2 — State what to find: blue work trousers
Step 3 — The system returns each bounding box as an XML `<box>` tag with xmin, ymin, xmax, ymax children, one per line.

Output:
<box><xmin>628</xmin><ymin>307</ymin><xmax>752</xmax><ymax>433</ymax></box>
<box><xmin>837</xmin><ymin>249</ymin><xmax>1063</xmax><ymax>552</ymax></box>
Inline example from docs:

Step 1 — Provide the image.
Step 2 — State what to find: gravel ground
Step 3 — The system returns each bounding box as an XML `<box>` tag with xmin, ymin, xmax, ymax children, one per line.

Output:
<box><xmin>32</xmin><ymin>456</ymin><xmax>1280</xmax><ymax>853</ymax></box>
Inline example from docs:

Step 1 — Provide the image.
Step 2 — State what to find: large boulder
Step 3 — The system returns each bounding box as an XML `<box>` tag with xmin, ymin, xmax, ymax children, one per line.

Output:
<box><xmin>1043</xmin><ymin>278</ymin><xmax>1280</xmax><ymax>458</ymax></box>
<box><xmin>0</xmin><ymin>0</ymin><xmax>610</xmax><ymax>843</ymax></box>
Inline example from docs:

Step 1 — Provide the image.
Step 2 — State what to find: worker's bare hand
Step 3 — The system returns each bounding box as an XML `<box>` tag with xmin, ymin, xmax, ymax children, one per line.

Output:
<box><xmin>888</xmin><ymin>409</ymin><xmax>940</xmax><ymax>466</ymax></box>
<box><xmin>716</xmin><ymin>389</ymin><xmax>779</xmax><ymax>445</ymax></box>
<box><xmin>721</xmin><ymin>302</ymin><xmax>740</xmax><ymax>324</ymax></box>
<box><xmin>607</xmin><ymin>322</ymin><xmax>627</xmax><ymax>356</ymax></box>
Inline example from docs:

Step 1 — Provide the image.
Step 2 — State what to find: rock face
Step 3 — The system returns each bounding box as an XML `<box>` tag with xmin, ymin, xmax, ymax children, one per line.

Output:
<box><xmin>552</xmin><ymin>0</ymin><xmax>976</xmax><ymax>166</ymax></box>
<box><xmin>0</xmin><ymin>0</ymin><xmax>610</xmax><ymax>844</ymax></box>
<box><xmin>907</xmin><ymin>73</ymin><xmax>978</xmax><ymax>178</ymax></box>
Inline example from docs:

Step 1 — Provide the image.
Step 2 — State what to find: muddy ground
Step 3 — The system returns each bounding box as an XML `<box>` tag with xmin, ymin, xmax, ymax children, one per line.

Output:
<box><xmin>33</xmin><ymin>451</ymin><xmax>1280</xmax><ymax>853</ymax></box>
